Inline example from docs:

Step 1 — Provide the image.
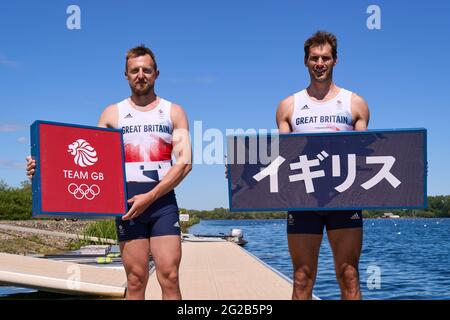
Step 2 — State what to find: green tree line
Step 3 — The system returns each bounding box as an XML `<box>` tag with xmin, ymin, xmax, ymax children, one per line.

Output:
<box><xmin>1</xmin><ymin>180</ymin><xmax>449</xmax><ymax>220</ymax></box>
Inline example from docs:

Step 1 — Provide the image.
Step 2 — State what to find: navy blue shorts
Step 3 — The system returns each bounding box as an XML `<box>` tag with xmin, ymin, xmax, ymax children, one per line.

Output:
<box><xmin>287</xmin><ymin>210</ymin><xmax>363</xmax><ymax>234</ymax></box>
<box><xmin>115</xmin><ymin>182</ymin><xmax>181</xmax><ymax>242</ymax></box>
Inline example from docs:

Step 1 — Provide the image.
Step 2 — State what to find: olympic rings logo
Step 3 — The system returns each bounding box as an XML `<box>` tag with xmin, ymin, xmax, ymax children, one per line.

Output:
<box><xmin>68</xmin><ymin>183</ymin><xmax>101</xmax><ymax>200</ymax></box>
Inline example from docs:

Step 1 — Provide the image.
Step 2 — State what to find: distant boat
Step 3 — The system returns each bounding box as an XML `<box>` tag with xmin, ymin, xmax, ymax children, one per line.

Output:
<box><xmin>184</xmin><ymin>229</ymin><xmax>248</xmax><ymax>246</ymax></box>
<box><xmin>382</xmin><ymin>212</ymin><xmax>400</xmax><ymax>219</ymax></box>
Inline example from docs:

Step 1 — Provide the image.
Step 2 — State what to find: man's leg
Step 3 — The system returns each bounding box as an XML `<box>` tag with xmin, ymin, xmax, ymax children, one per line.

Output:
<box><xmin>327</xmin><ymin>227</ymin><xmax>363</xmax><ymax>300</ymax></box>
<box><xmin>120</xmin><ymin>238</ymin><xmax>151</xmax><ymax>300</ymax></box>
<box><xmin>150</xmin><ymin>235</ymin><xmax>182</xmax><ymax>300</ymax></box>
<box><xmin>288</xmin><ymin>234</ymin><xmax>323</xmax><ymax>300</ymax></box>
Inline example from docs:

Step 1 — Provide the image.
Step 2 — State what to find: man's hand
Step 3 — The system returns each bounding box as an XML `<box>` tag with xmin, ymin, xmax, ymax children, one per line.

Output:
<box><xmin>122</xmin><ymin>192</ymin><xmax>156</xmax><ymax>221</ymax></box>
<box><xmin>26</xmin><ymin>156</ymin><xmax>36</xmax><ymax>180</ymax></box>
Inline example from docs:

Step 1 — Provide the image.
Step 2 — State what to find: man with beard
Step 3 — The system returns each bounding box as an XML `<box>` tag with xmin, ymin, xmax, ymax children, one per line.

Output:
<box><xmin>27</xmin><ymin>45</ymin><xmax>192</xmax><ymax>300</ymax></box>
<box><xmin>276</xmin><ymin>31</ymin><xmax>370</xmax><ymax>299</ymax></box>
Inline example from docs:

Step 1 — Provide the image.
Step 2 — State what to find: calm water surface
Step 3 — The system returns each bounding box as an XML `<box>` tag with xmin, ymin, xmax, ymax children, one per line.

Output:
<box><xmin>189</xmin><ymin>218</ymin><xmax>450</xmax><ymax>300</ymax></box>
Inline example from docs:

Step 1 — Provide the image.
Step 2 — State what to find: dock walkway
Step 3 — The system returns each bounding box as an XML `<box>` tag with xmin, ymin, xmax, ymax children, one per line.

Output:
<box><xmin>146</xmin><ymin>240</ymin><xmax>292</xmax><ymax>300</ymax></box>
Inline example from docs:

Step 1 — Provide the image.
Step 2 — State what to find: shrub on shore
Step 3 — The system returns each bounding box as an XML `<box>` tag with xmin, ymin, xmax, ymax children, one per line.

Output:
<box><xmin>0</xmin><ymin>180</ymin><xmax>32</xmax><ymax>220</ymax></box>
<box><xmin>82</xmin><ymin>220</ymin><xmax>118</xmax><ymax>242</ymax></box>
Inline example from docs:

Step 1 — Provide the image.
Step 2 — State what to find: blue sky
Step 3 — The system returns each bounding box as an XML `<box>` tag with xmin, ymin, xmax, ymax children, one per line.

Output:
<box><xmin>1</xmin><ymin>0</ymin><xmax>449</xmax><ymax>210</ymax></box>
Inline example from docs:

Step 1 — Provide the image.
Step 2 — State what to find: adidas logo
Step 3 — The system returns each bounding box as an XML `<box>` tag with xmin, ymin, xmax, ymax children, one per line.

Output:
<box><xmin>350</xmin><ymin>213</ymin><xmax>361</xmax><ymax>220</ymax></box>
<box><xmin>124</xmin><ymin>113</ymin><xmax>133</xmax><ymax>119</ymax></box>
<box><xmin>301</xmin><ymin>104</ymin><xmax>309</xmax><ymax>110</ymax></box>
<box><xmin>173</xmin><ymin>221</ymin><xmax>180</xmax><ymax>228</ymax></box>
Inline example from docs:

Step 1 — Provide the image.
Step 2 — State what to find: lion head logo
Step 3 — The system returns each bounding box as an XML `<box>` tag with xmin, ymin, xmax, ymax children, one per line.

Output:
<box><xmin>67</xmin><ymin>139</ymin><xmax>98</xmax><ymax>167</ymax></box>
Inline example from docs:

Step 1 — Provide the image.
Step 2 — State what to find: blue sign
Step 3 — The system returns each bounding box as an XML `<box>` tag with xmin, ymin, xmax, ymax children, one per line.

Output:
<box><xmin>227</xmin><ymin>129</ymin><xmax>427</xmax><ymax>212</ymax></box>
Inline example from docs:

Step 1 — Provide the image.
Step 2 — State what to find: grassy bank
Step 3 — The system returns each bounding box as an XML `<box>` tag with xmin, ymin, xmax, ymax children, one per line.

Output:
<box><xmin>0</xmin><ymin>213</ymin><xmax>202</xmax><ymax>255</ymax></box>
<box><xmin>0</xmin><ymin>235</ymin><xmax>67</xmax><ymax>255</ymax></box>
<box><xmin>0</xmin><ymin>223</ymin><xmax>90</xmax><ymax>255</ymax></box>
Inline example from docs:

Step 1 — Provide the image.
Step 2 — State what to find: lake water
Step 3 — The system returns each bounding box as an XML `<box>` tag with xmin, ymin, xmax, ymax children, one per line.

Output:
<box><xmin>189</xmin><ymin>218</ymin><xmax>450</xmax><ymax>300</ymax></box>
<box><xmin>1</xmin><ymin>218</ymin><xmax>449</xmax><ymax>300</ymax></box>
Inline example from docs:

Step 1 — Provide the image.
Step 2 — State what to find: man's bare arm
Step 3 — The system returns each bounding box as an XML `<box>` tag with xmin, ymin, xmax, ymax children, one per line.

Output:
<box><xmin>97</xmin><ymin>104</ymin><xmax>118</xmax><ymax>128</ymax></box>
<box><xmin>351</xmin><ymin>93</ymin><xmax>370</xmax><ymax>131</ymax></box>
<box><xmin>276</xmin><ymin>96</ymin><xmax>294</xmax><ymax>133</ymax></box>
<box><xmin>150</xmin><ymin>103</ymin><xmax>193</xmax><ymax>199</ymax></box>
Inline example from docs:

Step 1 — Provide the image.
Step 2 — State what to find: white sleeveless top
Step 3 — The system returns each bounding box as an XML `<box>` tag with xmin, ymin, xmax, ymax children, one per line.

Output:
<box><xmin>290</xmin><ymin>88</ymin><xmax>354</xmax><ymax>133</ymax></box>
<box><xmin>117</xmin><ymin>97</ymin><xmax>173</xmax><ymax>183</ymax></box>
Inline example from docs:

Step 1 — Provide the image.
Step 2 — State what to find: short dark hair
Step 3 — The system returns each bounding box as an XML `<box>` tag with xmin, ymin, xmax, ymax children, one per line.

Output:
<box><xmin>125</xmin><ymin>45</ymin><xmax>157</xmax><ymax>72</ymax></box>
<box><xmin>304</xmin><ymin>31</ymin><xmax>338</xmax><ymax>60</ymax></box>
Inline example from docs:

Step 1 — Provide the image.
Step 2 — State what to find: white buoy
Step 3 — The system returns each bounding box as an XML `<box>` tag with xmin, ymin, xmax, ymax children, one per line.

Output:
<box><xmin>397</xmin><ymin>232</ymin><xmax>401</xmax><ymax>235</ymax></box>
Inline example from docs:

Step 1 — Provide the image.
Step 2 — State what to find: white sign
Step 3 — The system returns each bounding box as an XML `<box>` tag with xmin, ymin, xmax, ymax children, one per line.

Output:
<box><xmin>179</xmin><ymin>214</ymin><xmax>190</xmax><ymax>222</ymax></box>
